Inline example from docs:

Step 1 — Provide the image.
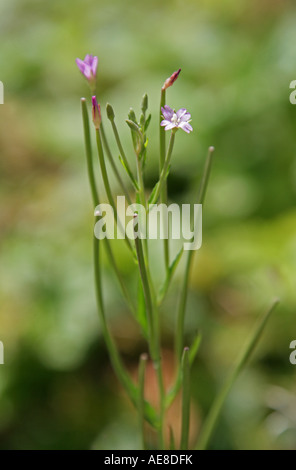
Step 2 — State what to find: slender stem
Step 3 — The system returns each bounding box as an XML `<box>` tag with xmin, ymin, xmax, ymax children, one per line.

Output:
<box><xmin>196</xmin><ymin>298</ymin><xmax>280</xmax><ymax>450</ymax></box>
<box><xmin>82</xmin><ymin>100</ymin><xmax>135</xmax><ymax>397</ymax></box>
<box><xmin>149</xmin><ymin>130</ymin><xmax>176</xmax><ymax>206</ymax></box>
<box><xmin>138</xmin><ymin>353</ymin><xmax>148</xmax><ymax>450</ymax></box>
<box><xmin>81</xmin><ymin>98</ymin><xmax>99</xmax><ymax>207</ymax></box>
<box><xmin>159</xmin><ymin>89</ymin><xmax>169</xmax><ymax>272</ymax></box>
<box><xmin>136</xmin><ymin>155</ymin><xmax>146</xmax><ymax>210</ymax></box>
<box><xmin>95</xmin><ymin>128</ymin><xmax>133</xmax><ymax>254</ymax></box>
<box><xmin>104</xmin><ymin>240</ymin><xmax>137</xmax><ymax>317</ymax></box>
<box><xmin>133</xmin><ymin>216</ymin><xmax>164</xmax><ymax>449</ymax></box>
<box><xmin>159</xmin><ymin>89</ymin><xmax>166</xmax><ymax>170</ymax></box>
<box><xmin>100</xmin><ymin>122</ymin><xmax>132</xmax><ymax>205</ymax></box>
<box><xmin>175</xmin><ymin>253</ymin><xmax>192</xmax><ymax>362</ymax></box>
<box><xmin>81</xmin><ymin>99</ymin><xmax>158</xmax><ymax>429</ymax></box>
<box><xmin>169</xmin><ymin>426</ymin><xmax>175</xmax><ymax>450</ymax></box>
<box><xmin>154</xmin><ymin>348</ymin><xmax>165</xmax><ymax>450</ymax></box>
<box><xmin>166</xmin><ymin>331</ymin><xmax>201</xmax><ymax>409</ymax></box>
<box><xmin>197</xmin><ymin>146</ymin><xmax>215</xmax><ymax>206</ymax></box>
<box><xmin>93</xmin><ymin>233</ymin><xmax>158</xmax><ymax>429</ymax></box>
<box><xmin>111</xmin><ymin>119</ymin><xmax>137</xmax><ymax>188</ymax></box>
<box><xmin>133</xmin><ymin>217</ymin><xmax>155</xmax><ymax>358</ymax></box>
<box><xmin>180</xmin><ymin>347</ymin><xmax>190</xmax><ymax>451</ymax></box>
<box><xmin>93</xmin><ymin>234</ymin><xmax>140</xmax><ymax>410</ymax></box>
<box><xmin>81</xmin><ymin>99</ymin><xmax>136</xmax><ymax>317</ymax></box>
<box><xmin>175</xmin><ymin>147</ymin><xmax>215</xmax><ymax>361</ymax></box>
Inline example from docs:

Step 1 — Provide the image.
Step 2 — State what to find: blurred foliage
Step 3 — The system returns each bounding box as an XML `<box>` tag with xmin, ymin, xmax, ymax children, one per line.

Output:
<box><xmin>0</xmin><ymin>0</ymin><xmax>296</xmax><ymax>449</ymax></box>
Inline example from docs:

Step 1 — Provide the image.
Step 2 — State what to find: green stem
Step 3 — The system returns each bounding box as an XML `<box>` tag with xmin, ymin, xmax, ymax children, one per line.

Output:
<box><xmin>166</xmin><ymin>331</ymin><xmax>201</xmax><ymax>409</ymax></box>
<box><xmin>81</xmin><ymin>98</ymin><xmax>99</xmax><ymax>206</ymax></box>
<box><xmin>133</xmin><ymin>217</ymin><xmax>155</xmax><ymax>358</ymax></box>
<box><xmin>136</xmin><ymin>155</ymin><xmax>146</xmax><ymax>210</ymax></box>
<box><xmin>196</xmin><ymin>298</ymin><xmax>280</xmax><ymax>450</ymax></box>
<box><xmin>100</xmin><ymin>122</ymin><xmax>132</xmax><ymax>205</ymax></box>
<box><xmin>180</xmin><ymin>347</ymin><xmax>190</xmax><ymax>451</ymax></box>
<box><xmin>159</xmin><ymin>89</ymin><xmax>169</xmax><ymax>272</ymax></box>
<box><xmin>138</xmin><ymin>353</ymin><xmax>148</xmax><ymax>450</ymax></box>
<box><xmin>93</xmin><ymin>233</ymin><xmax>158</xmax><ymax>429</ymax></box>
<box><xmin>159</xmin><ymin>89</ymin><xmax>166</xmax><ymax>171</ymax></box>
<box><xmin>111</xmin><ymin>119</ymin><xmax>138</xmax><ymax>189</ymax></box>
<box><xmin>134</xmin><ymin>217</ymin><xmax>164</xmax><ymax>449</ymax></box>
<box><xmin>81</xmin><ymin>99</ymin><xmax>135</xmax><ymax>317</ymax></box>
<box><xmin>95</xmin><ymin>128</ymin><xmax>133</xmax><ymax>254</ymax></box>
<box><xmin>175</xmin><ymin>147</ymin><xmax>215</xmax><ymax>361</ymax></box>
<box><xmin>149</xmin><ymin>130</ymin><xmax>176</xmax><ymax>206</ymax></box>
<box><xmin>81</xmin><ymin>99</ymin><xmax>158</xmax><ymax>429</ymax></box>
<box><xmin>104</xmin><ymin>239</ymin><xmax>137</xmax><ymax>317</ymax></box>
<box><xmin>169</xmin><ymin>427</ymin><xmax>176</xmax><ymax>450</ymax></box>
<box><xmin>93</xmin><ymin>234</ymin><xmax>131</xmax><ymax>393</ymax></box>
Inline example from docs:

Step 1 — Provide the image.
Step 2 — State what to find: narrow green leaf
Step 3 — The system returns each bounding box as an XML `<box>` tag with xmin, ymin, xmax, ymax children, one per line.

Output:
<box><xmin>157</xmin><ymin>245</ymin><xmax>184</xmax><ymax>304</ymax></box>
<box><xmin>148</xmin><ymin>182</ymin><xmax>160</xmax><ymax>205</ymax></box>
<box><xmin>175</xmin><ymin>146</ymin><xmax>215</xmax><ymax>362</ymax></box>
<box><xmin>119</xmin><ymin>155</ymin><xmax>140</xmax><ymax>191</ymax></box>
<box><xmin>196</xmin><ymin>298</ymin><xmax>280</xmax><ymax>450</ymax></box>
<box><xmin>189</xmin><ymin>331</ymin><xmax>202</xmax><ymax>366</ymax></box>
<box><xmin>144</xmin><ymin>114</ymin><xmax>151</xmax><ymax>132</ymax></box>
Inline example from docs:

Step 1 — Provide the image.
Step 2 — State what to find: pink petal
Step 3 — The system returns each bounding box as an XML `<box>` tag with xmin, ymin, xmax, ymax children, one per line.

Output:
<box><xmin>84</xmin><ymin>54</ymin><xmax>93</xmax><ymax>65</ymax></box>
<box><xmin>179</xmin><ymin>122</ymin><xmax>193</xmax><ymax>133</ymax></box>
<box><xmin>91</xmin><ymin>56</ymin><xmax>98</xmax><ymax>76</ymax></box>
<box><xmin>164</xmin><ymin>122</ymin><xmax>176</xmax><ymax>131</ymax></box>
<box><xmin>176</xmin><ymin>108</ymin><xmax>187</xmax><ymax>119</ymax></box>
<box><xmin>182</xmin><ymin>113</ymin><xmax>191</xmax><ymax>121</ymax></box>
<box><xmin>76</xmin><ymin>58</ymin><xmax>86</xmax><ymax>74</ymax></box>
<box><xmin>161</xmin><ymin>105</ymin><xmax>174</xmax><ymax>120</ymax></box>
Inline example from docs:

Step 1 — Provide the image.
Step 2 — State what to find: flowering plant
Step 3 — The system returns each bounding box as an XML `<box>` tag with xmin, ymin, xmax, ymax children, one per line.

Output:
<box><xmin>76</xmin><ymin>56</ymin><xmax>279</xmax><ymax>450</ymax></box>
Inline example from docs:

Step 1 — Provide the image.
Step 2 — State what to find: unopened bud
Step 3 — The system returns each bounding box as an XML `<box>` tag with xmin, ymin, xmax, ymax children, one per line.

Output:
<box><xmin>106</xmin><ymin>103</ymin><xmax>115</xmax><ymax>121</ymax></box>
<box><xmin>128</xmin><ymin>108</ymin><xmax>137</xmax><ymax>123</ymax></box>
<box><xmin>162</xmin><ymin>68</ymin><xmax>181</xmax><ymax>91</ymax></box>
<box><xmin>140</xmin><ymin>113</ymin><xmax>145</xmax><ymax>127</ymax></box>
<box><xmin>141</xmin><ymin>93</ymin><xmax>148</xmax><ymax>113</ymax></box>
<box><xmin>126</xmin><ymin>119</ymin><xmax>141</xmax><ymax>132</ymax></box>
<box><xmin>92</xmin><ymin>96</ymin><xmax>101</xmax><ymax>129</ymax></box>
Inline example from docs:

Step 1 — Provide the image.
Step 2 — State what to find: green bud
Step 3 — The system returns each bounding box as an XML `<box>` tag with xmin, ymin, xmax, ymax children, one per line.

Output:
<box><xmin>140</xmin><ymin>113</ymin><xmax>145</xmax><ymax>127</ymax></box>
<box><xmin>106</xmin><ymin>103</ymin><xmax>115</xmax><ymax>121</ymax></box>
<box><xmin>126</xmin><ymin>119</ymin><xmax>141</xmax><ymax>132</ymax></box>
<box><xmin>141</xmin><ymin>93</ymin><xmax>148</xmax><ymax>113</ymax></box>
<box><xmin>128</xmin><ymin>108</ymin><xmax>137</xmax><ymax>123</ymax></box>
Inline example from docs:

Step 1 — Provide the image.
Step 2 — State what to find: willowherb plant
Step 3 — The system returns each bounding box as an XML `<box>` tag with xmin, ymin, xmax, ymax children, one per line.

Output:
<box><xmin>76</xmin><ymin>54</ymin><xmax>279</xmax><ymax>450</ymax></box>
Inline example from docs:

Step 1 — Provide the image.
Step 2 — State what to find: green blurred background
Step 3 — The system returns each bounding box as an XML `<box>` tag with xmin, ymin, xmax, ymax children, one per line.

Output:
<box><xmin>1</xmin><ymin>0</ymin><xmax>296</xmax><ymax>450</ymax></box>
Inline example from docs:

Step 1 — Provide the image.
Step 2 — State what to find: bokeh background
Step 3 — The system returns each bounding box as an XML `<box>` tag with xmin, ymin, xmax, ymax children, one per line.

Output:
<box><xmin>1</xmin><ymin>0</ymin><xmax>296</xmax><ymax>450</ymax></box>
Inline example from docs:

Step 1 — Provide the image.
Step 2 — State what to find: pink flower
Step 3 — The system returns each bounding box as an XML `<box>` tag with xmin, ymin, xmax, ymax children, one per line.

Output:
<box><xmin>76</xmin><ymin>54</ymin><xmax>98</xmax><ymax>86</ymax></box>
<box><xmin>160</xmin><ymin>105</ymin><xmax>193</xmax><ymax>134</ymax></box>
<box><xmin>92</xmin><ymin>96</ymin><xmax>101</xmax><ymax>129</ymax></box>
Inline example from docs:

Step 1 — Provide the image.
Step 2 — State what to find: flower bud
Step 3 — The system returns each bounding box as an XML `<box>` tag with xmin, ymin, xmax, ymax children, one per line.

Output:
<box><xmin>162</xmin><ymin>68</ymin><xmax>181</xmax><ymax>91</ymax></box>
<box><xmin>126</xmin><ymin>119</ymin><xmax>141</xmax><ymax>132</ymax></box>
<box><xmin>106</xmin><ymin>103</ymin><xmax>115</xmax><ymax>121</ymax></box>
<box><xmin>92</xmin><ymin>96</ymin><xmax>101</xmax><ymax>129</ymax></box>
<box><xmin>128</xmin><ymin>108</ymin><xmax>137</xmax><ymax>123</ymax></box>
<box><xmin>141</xmin><ymin>93</ymin><xmax>148</xmax><ymax>113</ymax></box>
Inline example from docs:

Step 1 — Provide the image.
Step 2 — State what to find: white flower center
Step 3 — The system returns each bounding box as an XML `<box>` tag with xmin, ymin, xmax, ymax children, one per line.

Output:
<box><xmin>171</xmin><ymin>113</ymin><xmax>179</xmax><ymax>125</ymax></box>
